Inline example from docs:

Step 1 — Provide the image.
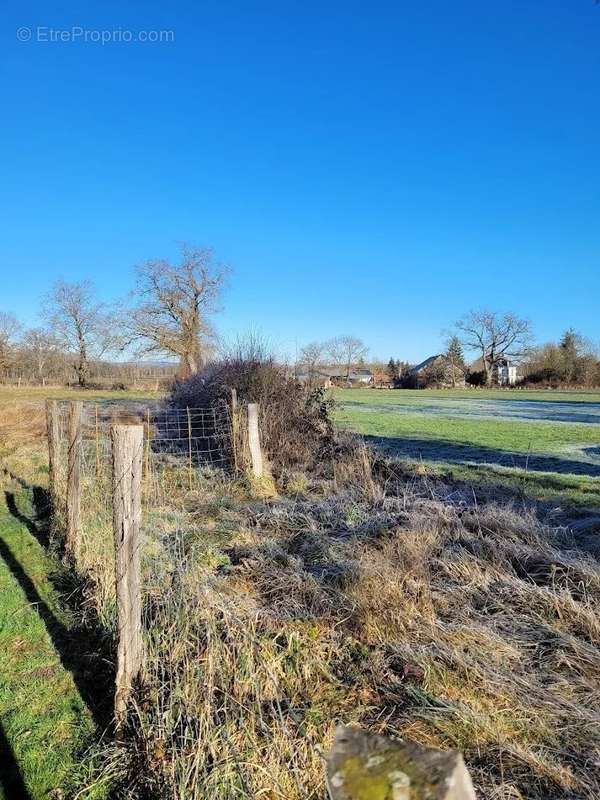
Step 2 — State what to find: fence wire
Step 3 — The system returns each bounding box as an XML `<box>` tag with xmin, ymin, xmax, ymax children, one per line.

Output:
<box><xmin>44</xmin><ymin>400</ymin><xmax>236</xmax><ymax>623</ymax></box>
<box><xmin>56</xmin><ymin>401</ymin><xmax>232</xmax><ymax>472</ymax></box>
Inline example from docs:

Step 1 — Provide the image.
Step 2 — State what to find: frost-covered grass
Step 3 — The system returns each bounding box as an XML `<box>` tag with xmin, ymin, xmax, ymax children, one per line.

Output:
<box><xmin>334</xmin><ymin>389</ymin><xmax>600</xmax><ymax>506</ymax></box>
<box><xmin>335</xmin><ymin>387</ymin><xmax>600</xmax><ymax>405</ymax></box>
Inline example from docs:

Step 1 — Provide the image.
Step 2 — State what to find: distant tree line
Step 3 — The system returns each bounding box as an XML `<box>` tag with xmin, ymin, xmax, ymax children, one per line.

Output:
<box><xmin>297</xmin><ymin>336</ymin><xmax>369</xmax><ymax>386</ymax></box>
<box><xmin>523</xmin><ymin>329</ymin><xmax>600</xmax><ymax>387</ymax></box>
<box><xmin>3</xmin><ymin>262</ymin><xmax>599</xmax><ymax>392</ymax></box>
<box><xmin>0</xmin><ymin>244</ymin><xmax>228</xmax><ymax>388</ymax></box>
<box><xmin>295</xmin><ymin>310</ymin><xmax>600</xmax><ymax>390</ymax></box>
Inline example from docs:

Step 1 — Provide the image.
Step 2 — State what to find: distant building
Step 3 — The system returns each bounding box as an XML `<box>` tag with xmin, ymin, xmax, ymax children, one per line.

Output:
<box><xmin>470</xmin><ymin>357</ymin><xmax>520</xmax><ymax>386</ymax></box>
<box><xmin>408</xmin><ymin>355</ymin><xmax>466</xmax><ymax>388</ymax></box>
<box><xmin>296</xmin><ymin>365</ymin><xmax>373</xmax><ymax>387</ymax></box>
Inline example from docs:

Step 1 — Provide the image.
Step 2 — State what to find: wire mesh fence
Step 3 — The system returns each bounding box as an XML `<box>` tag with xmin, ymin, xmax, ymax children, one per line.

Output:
<box><xmin>55</xmin><ymin>400</ymin><xmax>233</xmax><ymax>474</ymax></box>
<box><xmin>42</xmin><ymin>399</ymin><xmax>237</xmax><ymax>626</ymax></box>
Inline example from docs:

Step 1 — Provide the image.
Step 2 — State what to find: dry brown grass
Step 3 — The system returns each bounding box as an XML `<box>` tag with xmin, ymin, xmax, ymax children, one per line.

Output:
<box><xmin>0</xmin><ymin>402</ymin><xmax>46</xmax><ymax>455</ymax></box>
<box><xmin>94</xmin><ymin>468</ymin><xmax>600</xmax><ymax>800</ymax></box>
<box><xmin>5</xmin><ymin>399</ymin><xmax>600</xmax><ymax>800</ymax></box>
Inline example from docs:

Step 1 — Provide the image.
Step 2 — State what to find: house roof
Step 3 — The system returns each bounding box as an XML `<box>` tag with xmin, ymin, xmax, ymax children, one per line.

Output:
<box><xmin>470</xmin><ymin>357</ymin><xmax>517</xmax><ymax>371</ymax></box>
<box><xmin>409</xmin><ymin>355</ymin><xmax>443</xmax><ymax>374</ymax></box>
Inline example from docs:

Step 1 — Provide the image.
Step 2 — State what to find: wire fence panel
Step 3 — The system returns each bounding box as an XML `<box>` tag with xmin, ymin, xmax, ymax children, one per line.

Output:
<box><xmin>57</xmin><ymin>401</ymin><xmax>233</xmax><ymax>474</ymax></box>
<box><xmin>43</xmin><ymin>400</ymin><xmax>235</xmax><ymax>624</ymax></box>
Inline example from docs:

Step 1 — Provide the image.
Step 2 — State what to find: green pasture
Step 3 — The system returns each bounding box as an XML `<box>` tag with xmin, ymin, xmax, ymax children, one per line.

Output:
<box><xmin>333</xmin><ymin>388</ymin><xmax>600</xmax><ymax>508</ymax></box>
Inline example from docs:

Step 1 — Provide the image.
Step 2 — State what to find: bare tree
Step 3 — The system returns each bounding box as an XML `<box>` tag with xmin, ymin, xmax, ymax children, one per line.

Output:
<box><xmin>298</xmin><ymin>341</ymin><xmax>325</xmax><ymax>387</ymax></box>
<box><xmin>127</xmin><ymin>244</ymin><xmax>229</xmax><ymax>376</ymax></box>
<box><xmin>20</xmin><ymin>327</ymin><xmax>61</xmax><ymax>384</ymax></box>
<box><xmin>43</xmin><ymin>280</ymin><xmax>116</xmax><ymax>387</ymax></box>
<box><xmin>326</xmin><ymin>335</ymin><xmax>368</xmax><ymax>383</ymax></box>
<box><xmin>455</xmin><ymin>310</ymin><xmax>532</xmax><ymax>386</ymax></box>
<box><xmin>0</xmin><ymin>312</ymin><xmax>22</xmax><ymax>373</ymax></box>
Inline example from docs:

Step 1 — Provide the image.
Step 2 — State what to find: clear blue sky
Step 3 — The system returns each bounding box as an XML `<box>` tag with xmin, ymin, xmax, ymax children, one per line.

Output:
<box><xmin>1</xmin><ymin>0</ymin><xmax>599</xmax><ymax>362</ymax></box>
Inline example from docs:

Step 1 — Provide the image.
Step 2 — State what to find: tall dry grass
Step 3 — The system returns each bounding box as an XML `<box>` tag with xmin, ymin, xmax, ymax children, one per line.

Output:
<box><xmin>93</xmin><ymin>465</ymin><xmax>600</xmax><ymax>800</ymax></box>
<box><xmin>5</xmin><ymin>399</ymin><xmax>600</xmax><ymax>799</ymax></box>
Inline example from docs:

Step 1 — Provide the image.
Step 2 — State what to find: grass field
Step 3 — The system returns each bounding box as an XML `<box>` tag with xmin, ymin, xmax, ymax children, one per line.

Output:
<box><xmin>2</xmin><ymin>387</ymin><xmax>600</xmax><ymax>798</ymax></box>
<box><xmin>0</xmin><ymin>386</ymin><xmax>159</xmax><ymax>406</ymax></box>
<box><xmin>334</xmin><ymin>388</ymin><xmax>600</xmax><ymax>508</ymax></box>
<box><xmin>0</xmin><ymin>471</ymin><xmax>105</xmax><ymax>799</ymax></box>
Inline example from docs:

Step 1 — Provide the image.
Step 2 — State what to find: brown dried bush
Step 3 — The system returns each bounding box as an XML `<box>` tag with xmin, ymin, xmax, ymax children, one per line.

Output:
<box><xmin>169</xmin><ymin>338</ymin><xmax>335</xmax><ymax>472</ymax></box>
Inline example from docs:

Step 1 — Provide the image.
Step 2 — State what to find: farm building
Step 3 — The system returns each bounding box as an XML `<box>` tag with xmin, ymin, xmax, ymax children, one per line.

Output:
<box><xmin>408</xmin><ymin>355</ymin><xmax>466</xmax><ymax>388</ymax></box>
<box><xmin>295</xmin><ymin>365</ymin><xmax>373</xmax><ymax>387</ymax></box>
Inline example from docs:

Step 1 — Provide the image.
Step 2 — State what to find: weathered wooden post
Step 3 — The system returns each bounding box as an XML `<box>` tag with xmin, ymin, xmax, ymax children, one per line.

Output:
<box><xmin>247</xmin><ymin>402</ymin><xmax>264</xmax><ymax>477</ymax></box>
<box><xmin>111</xmin><ymin>424</ymin><xmax>144</xmax><ymax>724</ymax></box>
<box><xmin>66</xmin><ymin>400</ymin><xmax>82</xmax><ymax>557</ymax></box>
<box><xmin>326</xmin><ymin>726</ymin><xmax>477</xmax><ymax>800</ymax></box>
<box><xmin>230</xmin><ymin>388</ymin><xmax>239</xmax><ymax>472</ymax></box>
<box><xmin>144</xmin><ymin>407</ymin><xmax>151</xmax><ymax>482</ymax></box>
<box><xmin>186</xmin><ymin>406</ymin><xmax>193</xmax><ymax>490</ymax></box>
<box><xmin>45</xmin><ymin>399</ymin><xmax>60</xmax><ymax>504</ymax></box>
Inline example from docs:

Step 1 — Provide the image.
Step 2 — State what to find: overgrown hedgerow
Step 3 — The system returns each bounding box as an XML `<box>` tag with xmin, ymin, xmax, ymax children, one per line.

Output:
<box><xmin>169</xmin><ymin>350</ymin><xmax>335</xmax><ymax>473</ymax></box>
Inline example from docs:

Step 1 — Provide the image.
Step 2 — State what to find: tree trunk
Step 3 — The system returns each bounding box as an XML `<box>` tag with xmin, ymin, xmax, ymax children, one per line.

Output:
<box><xmin>183</xmin><ymin>351</ymin><xmax>198</xmax><ymax>376</ymax></box>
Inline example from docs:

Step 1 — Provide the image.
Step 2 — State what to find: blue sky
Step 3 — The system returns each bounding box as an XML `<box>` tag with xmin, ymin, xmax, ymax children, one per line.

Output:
<box><xmin>1</xmin><ymin>0</ymin><xmax>599</xmax><ymax>362</ymax></box>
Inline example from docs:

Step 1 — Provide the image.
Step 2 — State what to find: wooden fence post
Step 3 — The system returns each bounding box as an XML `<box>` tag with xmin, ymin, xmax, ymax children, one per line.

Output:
<box><xmin>247</xmin><ymin>402</ymin><xmax>264</xmax><ymax>477</ymax></box>
<box><xmin>230</xmin><ymin>389</ymin><xmax>239</xmax><ymax>472</ymax></box>
<box><xmin>326</xmin><ymin>726</ymin><xmax>477</xmax><ymax>800</ymax></box>
<box><xmin>66</xmin><ymin>400</ymin><xmax>82</xmax><ymax>557</ymax></box>
<box><xmin>111</xmin><ymin>424</ymin><xmax>144</xmax><ymax>724</ymax></box>
<box><xmin>45</xmin><ymin>399</ymin><xmax>60</xmax><ymax>504</ymax></box>
<box><xmin>186</xmin><ymin>407</ymin><xmax>193</xmax><ymax>490</ymax></box>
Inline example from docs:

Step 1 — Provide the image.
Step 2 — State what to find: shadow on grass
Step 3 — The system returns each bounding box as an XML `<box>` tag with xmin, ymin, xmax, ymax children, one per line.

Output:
<box><xmin>1</xmin><ymin>489</ymin><xmax>113</xmax><ymax>733</ymax></box>
<box><xmin>364</xmin><ymin>435</ymin><xmax>600</xmax><ymax>478</ymax></box>
<box><xmin>4</xmin><ymin>488</ymin><xmax>50</xmax><ymax>549</ymax></box>
<box><xmin>0</xmin><ymin>721</ymin><xmax>31</xmax><ymax>800</ymax></box>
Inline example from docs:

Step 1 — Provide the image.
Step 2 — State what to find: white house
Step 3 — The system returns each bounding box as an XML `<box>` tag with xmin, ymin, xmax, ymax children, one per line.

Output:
<box><xmin>471</xmin><ymin>357</ymin><xmax>520</xmax><ymax>385</ymax></box>
<box><xmin>497</xmin><ymin>360</ymin><xmax>519</xmax><ymax>386</ymax></box>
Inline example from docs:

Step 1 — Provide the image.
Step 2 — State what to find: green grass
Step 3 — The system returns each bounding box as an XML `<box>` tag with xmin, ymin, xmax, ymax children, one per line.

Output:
<box><xmin>0</xmin><ymin>481</ymin><xmax>103</xmax><ymax>799</ymax></box>
<box><xmin>333</xmin><ymin>386</ymin><xmax>600</xmax><ymax>405</ymax></box>
<box><xmin>426</xmin><ymin>462</ymin><xmax>600</xmax><ymax>509</ymax></box>
<box><xmin>333</xmin><ymin>388</ymin><xmax>600</xmax><ymax>509</ymax></box>
<box><xmin>334</xmin><ymin>406</ymin><xmax>600</xmax><ymax>454</ymax></box>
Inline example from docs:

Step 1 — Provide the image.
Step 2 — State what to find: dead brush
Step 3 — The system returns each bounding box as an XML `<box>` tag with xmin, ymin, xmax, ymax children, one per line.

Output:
<box><xmin>333</xmin><ymin>438</ymin><xmax>381</xmax><ymax>503</ymax></box>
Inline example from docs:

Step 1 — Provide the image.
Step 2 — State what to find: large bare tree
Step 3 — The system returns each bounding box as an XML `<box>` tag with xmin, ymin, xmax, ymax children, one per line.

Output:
<box><xmin>43</xmin><ymin>280</ymin><xmax>116</xmax><ymax>387</ymax></box>
<box><xmin>128</xmin><ymin>245</ymin><xmax>228</xmax><ymax>376</ymax></box>
<box><xmin>455</xmin><ymin>310</ymin><xmax>532</xmax><ymax>386</ymax></box>
<box><xmin>326</xmin><ymin>335</ymin><xmax>368</xmax><ymax>383</ymax></box>
<box><xmin>298</xmin><ymin>341</ymin><xmax>325</xmax><ymax>387</ymax></box>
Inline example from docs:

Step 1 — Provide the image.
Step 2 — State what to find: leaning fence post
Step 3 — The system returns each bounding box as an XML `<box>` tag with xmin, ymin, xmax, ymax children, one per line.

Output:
<box><xmin>66</xmin><ymin>400</ymin><xmax>82</xmax><ymax>557</ymax></box>
<box><xmin>45</xmin><ymin>399</ymin><xmax>60</xmax><ymax>505</ymax></box>
<box><xmin>247</xmin><ymin>402</ymin><xmax>264</xmax><ymax>477</ymax></box>
<box><xmin>111</xmin><ymin>424</ymin><xmax>144</xmax><ymax>724</ymax></box>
